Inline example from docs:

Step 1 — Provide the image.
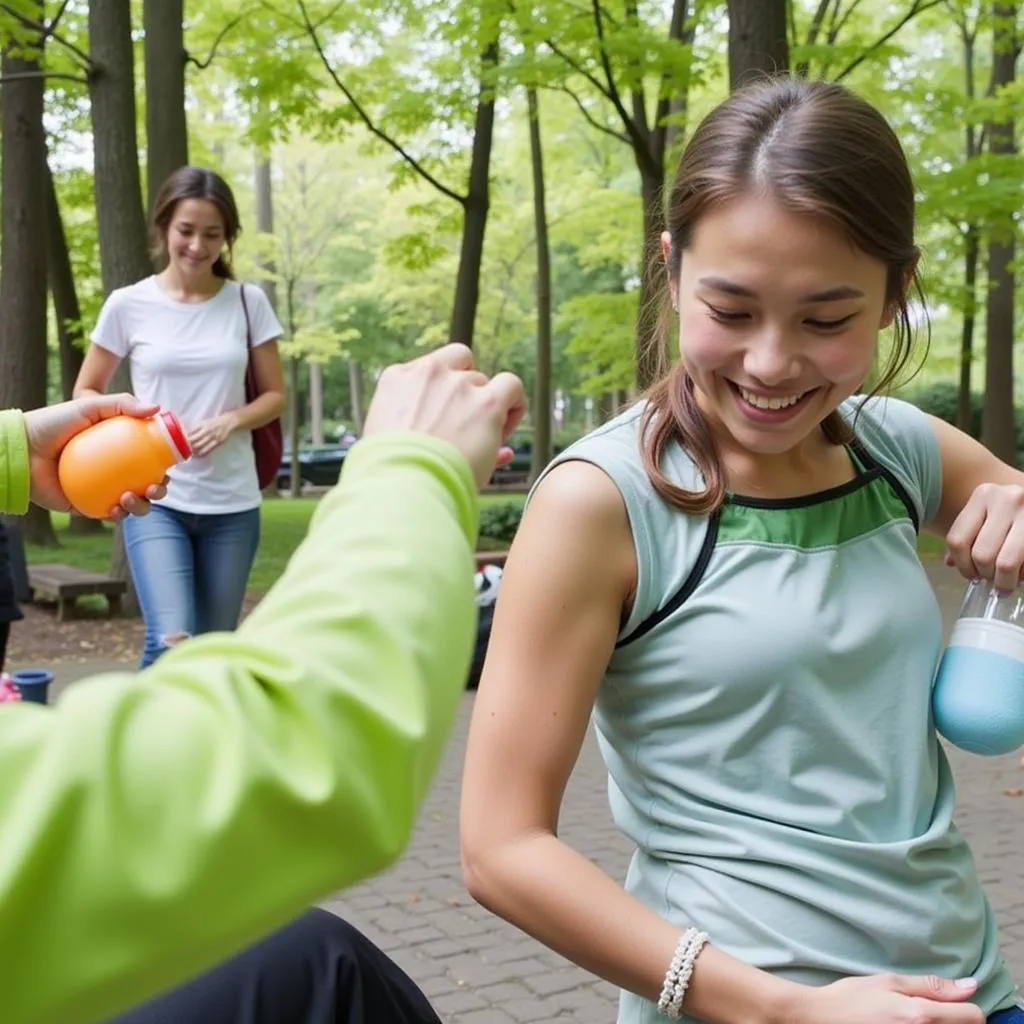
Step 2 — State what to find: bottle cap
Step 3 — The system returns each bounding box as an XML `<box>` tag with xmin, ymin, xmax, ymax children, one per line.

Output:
<box><xmin>158</xmin><ymin>411</ymin><xmax>192</xmax><ymax>461</ymax></box>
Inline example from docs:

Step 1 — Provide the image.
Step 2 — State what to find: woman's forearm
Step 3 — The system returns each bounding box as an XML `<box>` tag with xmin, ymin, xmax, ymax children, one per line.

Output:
<box><xmin>229</xmin><ymin>391</ymin><xmax>286</xmax><ymax>432</ymax></box>
<box><xmin>464</xmin><ymin>833</ymin><xmax>799</xmax><ymax>1024</ymax></box>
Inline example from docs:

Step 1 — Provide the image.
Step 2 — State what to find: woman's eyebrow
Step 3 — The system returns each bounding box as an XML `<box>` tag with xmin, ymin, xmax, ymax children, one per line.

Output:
<box><xmin>697</xmin><ymin>276</ymin><xmax>864</xmax><ymax>303</ymax></box>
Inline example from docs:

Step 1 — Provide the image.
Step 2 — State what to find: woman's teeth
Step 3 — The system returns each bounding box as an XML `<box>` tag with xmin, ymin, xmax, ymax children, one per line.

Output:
<box><xmin>738</xmin><ymin>387</ymin><xmax>805</xmax><ymax>411</ymax></box>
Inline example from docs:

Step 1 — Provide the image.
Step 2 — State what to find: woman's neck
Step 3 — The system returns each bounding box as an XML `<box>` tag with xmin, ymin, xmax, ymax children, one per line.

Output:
<box><xmin>157</xmin><ymin>265</ymin><xmax>223</xmax><ymax>302</ymax></box>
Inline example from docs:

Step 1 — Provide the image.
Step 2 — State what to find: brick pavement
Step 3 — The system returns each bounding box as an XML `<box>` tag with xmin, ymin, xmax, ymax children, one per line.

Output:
<box><xmin>325</xmin><ymin>562</ymin><xmax>1024</xmax><ymax>1022</ymax></box>
<box><xmin>29</xmin><ymin>562</ymin><xmax>1024</xmax><ymax>1022</ymax></box>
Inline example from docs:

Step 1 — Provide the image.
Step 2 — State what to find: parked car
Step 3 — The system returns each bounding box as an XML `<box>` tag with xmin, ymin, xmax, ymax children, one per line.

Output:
<box><xmin>276</xmin><ymin>442</ymin><xmax>353</xmax><ymax>490</ymax></box>
<box><xmin>488</xmin><ymin>441</ymin><xmax>564</xmax><ymax>486</ymax></box>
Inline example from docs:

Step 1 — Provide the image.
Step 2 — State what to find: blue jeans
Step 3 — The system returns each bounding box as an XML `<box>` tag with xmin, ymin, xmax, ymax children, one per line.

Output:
<box><xmin>991</xmin><ymin>1008</ymin><xmax>1024</xmax><ymax>1023</ymax></box>
<box><xmin>123</xmin><ymin>505</ymin><xmax>260</xmax><ymax>668</ymax></box>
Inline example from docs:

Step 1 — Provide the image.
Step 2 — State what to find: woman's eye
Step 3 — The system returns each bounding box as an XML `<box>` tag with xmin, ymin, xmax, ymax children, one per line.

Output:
<box><xmin>705</xmin><ymin>305</ymin><xmax>749</xmax><ymax>324</ymax></box>
<box><xmin>806</xmin><ymin>314</ymin><xmax>856</xmax><ymax>331</ymax></box>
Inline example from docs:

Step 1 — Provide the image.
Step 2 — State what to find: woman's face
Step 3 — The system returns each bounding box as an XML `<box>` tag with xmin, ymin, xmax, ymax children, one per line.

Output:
<box><xmin>668</xmin><ymin>193</ymin><xmax>894</xmax><ymax>461</ymax></box>
<box><xmin>165</xmin><ymin>198</ymin><xmax>226</xmax><ymax>279</ymax></box>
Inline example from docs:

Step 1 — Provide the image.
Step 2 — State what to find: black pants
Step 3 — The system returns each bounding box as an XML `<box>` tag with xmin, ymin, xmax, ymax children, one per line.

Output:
<box><xmin>110</xmin><ymin>909</ymin><xmax>443</xmax><ymax>1024</ymax></box>
<box><xmin>0</xmin><ymin>621</ymin><xmax>8</xmax><ymax>674</ymax></box>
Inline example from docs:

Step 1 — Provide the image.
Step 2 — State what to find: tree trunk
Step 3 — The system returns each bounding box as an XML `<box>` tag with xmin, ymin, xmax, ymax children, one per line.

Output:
<box><xmin>727</xmin><ymin>0</ymin><xmax>789</xmax><ymax>90</ymax></box>
<box><xmin>956</xmin><ymin>225</ymin><xmax>979</xmax><ymax>435</ymax></box>
<box><xmin>980</xmin><ymin>1</ymin><xmax>1017</xmax><ymax>464</ymax></box>
<box><xmin>254</xmin><ymin>155</ymin><xmax>278</xmax><ymax>310</ymax></box>
<box><xmin>45</xmin><ymin>161</ymin><xmax>85</xmax><ymax>402</ymax></box>
<box><xmin>46</xmin><ymin>160</ymin><xmax>104</xmax><ymax>537</ymax></box>
<box><xmin>448</xmin><ymin>40</ymin><xmax>498</xmax><ymax>349</ymax></box>
<box><xmin>143</xmin><ymin>0</ymin><xmax>188</xmax><ymax>212</ymax></box>
<box><xmin>347</xmin><ymin>360</ymin><xmax>364</xmax><ymax>434</ymax></box>
<box><xmin>632</xmin><ymin>0</ymin><xmax>694</xmax><ymax>390</ymax></box>
<box><xmin>956</xmin><ymin>15</ymin><xmax>980</xmax><ymax>436</ymax></box>
<box><xmin>636</xmin><ymin>168</ymin><xmax>668</xmax><ymax>390</ymax></box>
<box><xmin>254</xmin><ymin>152</ymin><xmax>281</xmax><ymax>498</ymax></box>
<box><xmin>527</xmin><ymin>86</ymin><xmax>552</xmax><ymax>481</ymax></box>
<box><xmin>285</xmin><ymin>281</ymin><xmax>302</xmax><ymax>499</ymax></box>
<box><xmin>90</xmin><ymin>0</ymin><xmax>155</xmax><ymax>608</ymax></box>
<box><xmin>0</xmin><ymin>10</ymin><xmax>57</xmax><ymax>546</ymax></box>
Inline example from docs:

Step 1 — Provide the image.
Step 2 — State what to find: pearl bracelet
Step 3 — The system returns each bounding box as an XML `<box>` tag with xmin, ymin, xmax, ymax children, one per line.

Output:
<box><xmin>656</xmin><ymin>927</ymin><xmax>710</xmax><ymax>1019</ymax></box>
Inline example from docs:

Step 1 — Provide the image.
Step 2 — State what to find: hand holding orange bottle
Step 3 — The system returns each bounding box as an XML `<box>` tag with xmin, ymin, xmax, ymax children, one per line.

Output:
<box><xmin>23</xmin><ymin>394</ymin><xmax>177</xmax><ymax>518</ymax></box>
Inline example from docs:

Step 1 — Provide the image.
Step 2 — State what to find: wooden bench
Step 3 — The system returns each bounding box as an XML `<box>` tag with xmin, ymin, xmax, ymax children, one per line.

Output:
<box><xmin>27</xmin><ymin>564</ymin><xmax>127</xmax><ymax>621</ymax></box>
<box><xmin>474</xmin><ymin>551</ymin><xmax>508</xmax><ymax>572</ymax></box>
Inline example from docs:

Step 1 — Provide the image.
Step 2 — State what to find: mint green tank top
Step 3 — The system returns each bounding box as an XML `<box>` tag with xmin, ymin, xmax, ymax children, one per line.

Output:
<box><xmin>541</xmin><ymin>396</ymin><xmax>1019</xmax><ymax>1023</ymax></box>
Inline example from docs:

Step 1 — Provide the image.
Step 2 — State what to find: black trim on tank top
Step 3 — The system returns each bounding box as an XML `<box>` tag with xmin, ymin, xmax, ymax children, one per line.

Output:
<box><xmin>727</xmin><ymin>467</ymin><xmax>882</xmax><ymax>510</ymax></box>
<box><xmin>615</xmin><ymin>510</ymin><xmax>721</xmax><ymax>649</ymax></box>
<box><xmin>847</xmin><ymin>439</ymin><xmax>920</xmax><ymax>532</ymax></box>
<box><xmin>614</xmin><ymin>440</ymin><xmax>920</xmax><ymax>650</ymax></box>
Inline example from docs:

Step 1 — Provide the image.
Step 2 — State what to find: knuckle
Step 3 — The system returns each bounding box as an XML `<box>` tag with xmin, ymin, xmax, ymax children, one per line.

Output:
<box><xmin>995</xmin><ymin>556</ymin><xmax>1019</xmax><ymax>576</ymax></box>
<box><xmin>922</xmin><ymin>973</ymin><xmax>944</xmax><ymax>995</ymax></box>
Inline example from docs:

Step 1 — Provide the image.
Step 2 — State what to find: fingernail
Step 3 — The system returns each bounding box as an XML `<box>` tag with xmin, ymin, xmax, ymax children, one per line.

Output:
<box><xmin>953</xmin><ymin>978</ymin><xmax>977</xmax><ymax>989</ymax></box>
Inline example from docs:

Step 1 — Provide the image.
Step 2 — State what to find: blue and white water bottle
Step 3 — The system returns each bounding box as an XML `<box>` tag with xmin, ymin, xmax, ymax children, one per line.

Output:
<box><xmin>932</xmin><ymin>579</ymin><xmax>1024</xmax><ymax>756</ymax></box>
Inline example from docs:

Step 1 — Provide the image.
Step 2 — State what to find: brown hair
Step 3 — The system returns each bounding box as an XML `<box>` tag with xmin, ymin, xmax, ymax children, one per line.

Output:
<box><xmin>150</xmin><ymin>166</ymin><xmax>241</xmax><ymax>279</ymax></box>
<box><xmin>642</xmin><ymin>76</ymin><xmax>927</xmax><ymax>515</ymax></box>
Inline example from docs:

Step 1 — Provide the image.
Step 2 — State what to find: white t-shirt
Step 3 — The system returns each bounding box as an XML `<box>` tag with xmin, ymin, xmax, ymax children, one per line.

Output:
<box><xmin>91</xmin><ymin>276</ymin><xmax>283</xmax><ymax>514</ymax></box>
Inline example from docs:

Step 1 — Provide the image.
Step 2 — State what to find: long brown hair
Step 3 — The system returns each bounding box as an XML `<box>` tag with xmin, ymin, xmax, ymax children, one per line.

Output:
<box><xmin>642</xmin><ymin>77</ymin><xmax>927</xmax><ymax>515</ymax></box>
<box><xmin>150</xmin><ymin>166</ymin><xmax>241</xmax><ymax>279</ymax></box>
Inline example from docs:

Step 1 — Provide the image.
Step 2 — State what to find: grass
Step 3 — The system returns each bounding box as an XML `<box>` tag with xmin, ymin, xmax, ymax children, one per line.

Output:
<box><xmin>25</xmin><ymin>493</ymin><xmax>528</xmax><ymax>596</ymax></box>
<box><xmin>26</xmin><ymin>493</ymin><xmax>947</xmax><ymax>598</ymax></box>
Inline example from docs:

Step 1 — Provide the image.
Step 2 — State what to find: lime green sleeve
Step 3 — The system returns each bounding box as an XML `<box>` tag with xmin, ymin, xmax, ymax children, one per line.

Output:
<box><xmin>0</xmin><ymin>433</ymin><xmax>480</xmax><ymax>1024</ymax></box>
<box><xmin>0</xmin><ymin>409</ymin><xmax>31</xmax><ymax>514</ymax></box>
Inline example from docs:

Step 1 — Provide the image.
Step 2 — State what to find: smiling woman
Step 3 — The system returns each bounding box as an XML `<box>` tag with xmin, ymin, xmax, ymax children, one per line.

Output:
<box><xmin>460</xmin><ymin>76</ymin><xmax>1021</xmax><ymax>1024</ymax></box>
<box><xmin>73</xmin><ymin>166</ymin><xmax>287</xmax><ymax>670</ymax></box>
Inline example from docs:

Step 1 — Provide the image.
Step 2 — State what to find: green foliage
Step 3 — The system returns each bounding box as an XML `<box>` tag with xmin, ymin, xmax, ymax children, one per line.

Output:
<box><xmin>478</xmin><ymin>501</ymin><xmax>524</xmax><ymax>544</ymax></box>
<box><xmin>903</xmin><ymin>381</ymin><xmax>1024</xmax><ymax>451</ymax></box>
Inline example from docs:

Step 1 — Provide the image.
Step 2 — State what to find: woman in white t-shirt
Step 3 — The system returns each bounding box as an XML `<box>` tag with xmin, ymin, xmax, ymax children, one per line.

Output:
<box><xmin>75</xmin><ymin>166</ymin><xmax>286</xmax><ymax>668</ymax></box>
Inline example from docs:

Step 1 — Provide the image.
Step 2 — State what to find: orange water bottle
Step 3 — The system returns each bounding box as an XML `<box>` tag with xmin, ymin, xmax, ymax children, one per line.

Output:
<box><xmin>57</xmin><ymin>412</ymin><xmax>192</xmax><ymax>519</ymax></box>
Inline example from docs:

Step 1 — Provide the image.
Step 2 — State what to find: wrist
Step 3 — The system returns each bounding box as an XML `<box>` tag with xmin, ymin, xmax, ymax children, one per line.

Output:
<box><xmin>760</xmin><ymin>977</ymin><xmax>810</xmax><ymax>1024</ymax></box>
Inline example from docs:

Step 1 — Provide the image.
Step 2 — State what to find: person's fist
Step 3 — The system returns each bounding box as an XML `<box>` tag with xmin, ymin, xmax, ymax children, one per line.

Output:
<box><xmin>363</xmin><ymin>344</ymin><xmax>527</xmax><ymax>489</ymax></box>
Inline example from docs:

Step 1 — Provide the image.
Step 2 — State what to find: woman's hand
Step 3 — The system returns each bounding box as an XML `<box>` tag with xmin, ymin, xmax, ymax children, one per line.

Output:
<box><xmin>23</xmin><ymin>394</ymin><xmax>168</xmax><ymax>517</ymax></box>
<box><xmin>945</xmin><ymin>482</ymin><xmax>1024</xmax><ymax>593</ymax></box>
<box><xmin>784</xmin><ymin>973</ymin><xmax>983</xmax><ymax>1024</ymax></box>
<box><xmin>187</xmin><ymin>414</ymin><xmax>238</xmax><ymax>458</ymax></box>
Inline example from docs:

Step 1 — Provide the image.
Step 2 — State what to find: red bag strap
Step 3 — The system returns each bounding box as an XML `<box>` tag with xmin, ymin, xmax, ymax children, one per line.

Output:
<box><xmin>240</xmin><ymin>283</ymin><xmax>252</xmax><ymax>349</ymax></box>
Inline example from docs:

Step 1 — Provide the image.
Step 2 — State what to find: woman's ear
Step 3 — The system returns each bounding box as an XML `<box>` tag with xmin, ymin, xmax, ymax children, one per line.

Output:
<box><xmin>880</xmin><ymin>260</ymin><xmax>918</xmax><ymax>328</ymax></box>
<box><xmin>661</xmin><ymin>231</ymin><xmax>679</xmax><ymax>312</ymax></box>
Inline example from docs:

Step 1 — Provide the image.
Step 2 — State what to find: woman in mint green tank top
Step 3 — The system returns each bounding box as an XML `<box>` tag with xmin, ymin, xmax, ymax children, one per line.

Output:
<box><xmin>461</xmin><ymin>77</ymin><xmax>1022</xmax><ymax>1024</ymax></box>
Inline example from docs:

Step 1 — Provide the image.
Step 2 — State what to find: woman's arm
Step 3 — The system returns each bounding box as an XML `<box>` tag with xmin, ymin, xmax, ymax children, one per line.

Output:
<box><xmin>73</xmin><ymin>343</ymin><xmax>124</xmax><ymax>399</ymax></box>
<box><xmin>459</xmin><ymin>460</ymin><xmax>798</xmax><ymax>1024</ymax></box>
<box><xmin>926</xmin><ymin>415</ymin><xmax>1024</xmax><ymax>592</ymax></box>
<box><xmin>231</xmin><ymin>339</ymin><xmax>286</xmax><ymax>430</ymax></box>
<box><xmin>188</xmin><ymin>340</ymin><xmax>286</xmax><ymax>457</ymax></box>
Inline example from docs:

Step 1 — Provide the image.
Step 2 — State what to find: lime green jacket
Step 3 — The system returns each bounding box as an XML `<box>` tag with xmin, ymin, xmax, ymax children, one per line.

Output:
<box><xmin>0</xmin><ymin>409</ymin><xmax>479</xmax><ymax>1023</ymax></box>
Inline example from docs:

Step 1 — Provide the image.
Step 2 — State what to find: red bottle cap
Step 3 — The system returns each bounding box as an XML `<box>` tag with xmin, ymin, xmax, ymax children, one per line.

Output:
<box><xmin>160</xmin><ymin>411</ymin><xmax>192</xmax><ymax>460</ymax></box>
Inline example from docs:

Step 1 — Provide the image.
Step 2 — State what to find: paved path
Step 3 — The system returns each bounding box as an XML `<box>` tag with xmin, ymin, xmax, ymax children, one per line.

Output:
<box><xmin>33</xmin><ymin>563</ymin><xmax>1024</xmax><ymax>1022</ymax></box>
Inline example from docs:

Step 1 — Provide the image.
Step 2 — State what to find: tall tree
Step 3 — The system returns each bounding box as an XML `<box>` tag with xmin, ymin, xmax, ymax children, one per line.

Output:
<box><xmin>89</xmin><ymin>0</ymin><xmax>155</xmax><ymax>602</ymax></box>
<box><xmin>45</xmin><ymin>160</ymin><xmax>86</xmax><ymax>402</ymax></box>
<box><xmin>527</xmin><ymin>84</ymin><xmax>552</xmax><ymax>481</ymax></box>
<box><xmin>952</xmin><ymin>3</ymin><xmax>983</xmax><ymax>434</ymax></box>
<box><xmin>254</xmin><ymin>151</ymin><xmax>281</xmax><ymax>496</ymax></box>
<box><xmin>0</xmin><ymin>2</ymin><xmax>55</xmax><ymax>545</ymax></box>
<box><xmin>298</xmin><ymin>0</ymin><xmax>500</xmax><ymax>350</ymax></box>
<box><xmin>143</xmin><ymin>0</ymin><xmax>188</xmax><ymax>211</ymax></box>
<box><xmin>981</xmin><ymin>0</ymin><xmax>1018</xmax><ymax>463</ymax></box>
<box><xmin>728</xmin><ymin>0</ymin><xmax>789</xmax><ymax>89</ymax></box>
<box><xmin>529</xmin><ymin>0</ymin><xmax>696</xmax><ymax>388</ymax></box>
<box><xmin>46</xmin><ymin>159</ymin><xmax>105</xmax><ymax>537</ymax></box>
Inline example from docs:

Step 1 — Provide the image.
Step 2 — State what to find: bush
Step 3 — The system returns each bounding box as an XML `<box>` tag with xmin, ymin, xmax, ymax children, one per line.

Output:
<box><xmin>902</xmin><ymin>382</ymin><xmax>981</xmax><ymax>436</ymax></box>
<box><xmin>903</xmin><ymin>381</ymin><xmax>1024</xmax><ymax>450</ymax></box>
<box><xmin>478</xmin><ymin>501</ymin><xmax>523</xmax><ymax>543</ymax></box>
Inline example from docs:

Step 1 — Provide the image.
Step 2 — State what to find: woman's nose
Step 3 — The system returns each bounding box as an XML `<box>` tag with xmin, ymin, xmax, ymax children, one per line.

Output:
<box><xmin>742</xmin><ymin>332</ymin><xmax>801</xmax><ymax>386</ymax></box>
